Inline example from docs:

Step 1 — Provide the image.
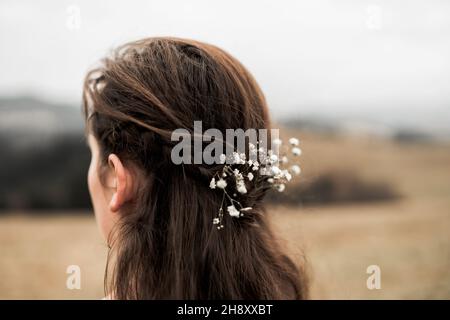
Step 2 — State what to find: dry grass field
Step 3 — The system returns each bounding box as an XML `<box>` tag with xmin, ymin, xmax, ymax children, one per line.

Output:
<box><xmin>0</xmin><ymin>132</ymin><xmax>449</xmax><ymax>299</ymax></box>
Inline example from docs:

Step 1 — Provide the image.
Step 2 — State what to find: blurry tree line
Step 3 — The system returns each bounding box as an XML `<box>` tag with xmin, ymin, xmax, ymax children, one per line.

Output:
<box><xmin>0</xmin><ymin>133</ymin><xmax>91</xmax><ymax>211</ymax></box>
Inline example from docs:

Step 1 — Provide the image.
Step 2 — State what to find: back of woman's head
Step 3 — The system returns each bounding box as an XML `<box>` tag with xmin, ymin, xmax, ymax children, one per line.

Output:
<box><xmin>83</xmin><ymin>37</ymin><xmax>308</xmax><ymax>299</ymax></box>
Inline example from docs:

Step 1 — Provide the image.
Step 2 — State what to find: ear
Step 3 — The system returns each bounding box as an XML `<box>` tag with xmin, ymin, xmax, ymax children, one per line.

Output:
<box><xmin>107</xmin><ymin>154</ymin><xmax>134</xmax><ymax>212</ymax></box>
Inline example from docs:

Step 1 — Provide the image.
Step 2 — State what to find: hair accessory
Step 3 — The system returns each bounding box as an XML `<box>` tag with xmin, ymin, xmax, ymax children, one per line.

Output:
<box><xmin>209</xmin><ymin>137</ymin><xmax>302</xmax><ymax>229</ymax></box>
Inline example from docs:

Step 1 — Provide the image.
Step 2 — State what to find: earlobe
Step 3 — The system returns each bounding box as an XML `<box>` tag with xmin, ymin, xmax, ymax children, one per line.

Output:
<box><xmin>109</xmin><ymin>193</ymin><xmax>119</xmax><ymax>212</ymax></box>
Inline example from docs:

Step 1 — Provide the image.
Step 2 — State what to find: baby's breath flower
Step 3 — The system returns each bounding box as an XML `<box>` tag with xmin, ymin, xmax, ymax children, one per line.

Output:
<box><xmin>232</xmin><ymin>152</ymin><xmax>241</xmax><ymax>164</ymax></box>
<box><xmin>233</xmin><ymin>169</ymin><xmax>243</xmax><ymax>181</ymax></box>
<box><xmin>216</xmin><ymin>179</ymin><xmax>227</xmax><ymax>189</ymax></box>
<box><xmin>289</xmin><ymin>137</ymin><xmax>300</xmax><ymax>146</ymax></box>
<box><xmin>227</xmin><ymin>205</ymin><xmax>240</xmax><ymax>217</ymax></box>
<box><xmin>209</xmin><ymin>135</ymin><xmax>302</xmax><ymax>229</ymax></box>
<box><xmin>290</xmin><ymin>165</ymin><xmax>301</xmax><ymax>175</ymax></box>
<box><xmin>270</xmin><ymin>166</ymin><xmax>281</xmax><ymax>175</ymax></box>
<box><xmin>275</xmin><ymin>184</ymin><xmax>285</xmax><ymax>192</ymax></box>
<box><xmin>236</xmin><ymin>181</ymin><xmax>247</xmax><ymax>194</ymax></box>
<box><xmin>292</xmin><ymin>147</ymin><xmax>302</xmax><ymax>156</ymax></box>
<box><xmin>282</xmin><ymin>170</ymin><xmax>292</xmax><ymax>181</ymax></box>
<box><xmin>249</xmin><ymin>144</ymin><xmax>257</xmax><ymax>157</ymax></box>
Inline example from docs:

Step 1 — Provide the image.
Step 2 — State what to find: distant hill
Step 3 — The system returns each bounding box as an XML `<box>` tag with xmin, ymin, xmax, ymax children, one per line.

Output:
<box><xmin>0</xmin><ymin>96</ymin><xmax>83</xmax><ymax>134</ymax></box>
<box><xmin>280</xmin><ymin>114</ymin><xmax>443</xmax><ymax>143</ymax></box>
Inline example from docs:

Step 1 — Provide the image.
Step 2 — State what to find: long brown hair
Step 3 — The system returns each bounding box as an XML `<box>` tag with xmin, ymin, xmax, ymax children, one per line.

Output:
<box><xmin>83</xmin><ymin>37</ymin><xmax>308</xmax><ymax>299</ymax></box>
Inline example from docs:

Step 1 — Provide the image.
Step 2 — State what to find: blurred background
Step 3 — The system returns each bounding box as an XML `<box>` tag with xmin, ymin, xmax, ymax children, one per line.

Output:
<box><xmin>0</xmin><ymin>0</ymin><xmax>449</xmax><ymax>299</ymax></box>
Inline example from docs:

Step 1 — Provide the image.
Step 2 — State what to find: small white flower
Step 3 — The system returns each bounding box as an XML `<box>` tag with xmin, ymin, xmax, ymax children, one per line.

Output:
<box><xmin>247</xmin><ymin>159</ymin><xmax>253</xmax><ymax>166</ymax></box>
<box><xmin>216</xmin><ymin>179</ymin><xmax>227</xmax><ymax>189</ymax></box>
<box><xmin>236</xmin><ymin>182</ymin><xmax>247</xmax><ymax>194</ymax></box>
<box><xmin>281</xmin><ymin>156</ymin><xmax>288</xmax><ymax>164</ymax></box>
<box><xmin>267</xmin><ymin>178</ymin><xmax>274</xmax><ymax>183</ymax></box>
<box><xmin>289</xmin><ymin>137</ymin><xmax>300</xmax><ymax>146</ymax></box>
<box><xmin>270</xmin><ymin>154</ymin><xmax>278</xmax><ymax>162</ymax></box>
<box><xmin>249</xmin><ymin>144</ymin><xmax>257</xmax><ymax>156</ymax></box>
<box><xmin>252</xmin><ymin>165</ymin><xmax>259</xmax><ymax>171</ymax></box>
<box><xmin>219</xmin><ymin>154</ymin><xmax>226</xmax><ymax>164</ymax></box>
<box><xmin>290</xmin><ymin>165</ymin><xmax>301</xmax><ymax>175</ymax></box>
<box><xmin>209</xmin><ymin>178</ymin><xmax>216</xmax><ymax>189</ymax></box>
<box><xmin>292</xmin><ymin>147</ymin><xmax>302</xmax><ymax>156</ymax></box>
<box><xmin>282</xmin><ymin>170</ymin><xmax>292</xmax><ymax>181</ymax></box>
<box><xmin>272</xmin><ymin>138</ymin><xmax>282</xmax><ymax>146</ymax></box>
<box><xmin>275</xmin><ymin>184</ymin><xmax>285</xmax><ymax>192</ymax></box>
<box><xmin>213</xmin><ymin>218</ymin><xmax>220</xmax><ymax>224</ymax></box>
<box><xmin>271</xmin><ymin>166</ymin><xmax>281</xmax><ymax>175</ymax></box>
<box><xmin>247</xmin><ymin>172</ymin><xmax>254</xmax><ymax>181</ymax></box>
<box><xmin>232</xmin><ymin>152</ymin><xmax>240</xmax><ymax>164</ymax></box>
<box><xmin>227</xmin><ymin>205</ymin><xmax>240</xmax><ymax>217</ymax></box>
<box><xmin>233</xmin><ymin>169</ymin><xmax>243</xmax><ymax>181</ymax></box>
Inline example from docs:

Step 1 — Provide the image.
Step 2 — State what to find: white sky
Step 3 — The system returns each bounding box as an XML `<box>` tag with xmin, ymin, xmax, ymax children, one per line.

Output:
<box><xmin>0</xmin><ymin>0</ymin><xmax>449</xmax><ymax>132</ymax></box>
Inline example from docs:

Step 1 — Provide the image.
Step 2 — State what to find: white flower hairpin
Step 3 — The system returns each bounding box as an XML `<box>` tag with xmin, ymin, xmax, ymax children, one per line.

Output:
<box><xmin>209</xmin><ymin>137</ymin><xmax>302</xmax><ymax>229</ymax></box>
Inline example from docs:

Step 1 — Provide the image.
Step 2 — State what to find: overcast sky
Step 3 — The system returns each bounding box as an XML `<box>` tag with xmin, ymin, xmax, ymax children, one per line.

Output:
<box><xmin>0</xmin><ymin>0</ymin><xmax>449</xmax><ymax>133</ymax></box>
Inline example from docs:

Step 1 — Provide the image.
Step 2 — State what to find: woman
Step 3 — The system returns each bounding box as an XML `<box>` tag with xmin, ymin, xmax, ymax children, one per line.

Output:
<box><xmin>83</xmin><ymin>37</ymin><xmax>308</xmax><ymax>299</ymax></box>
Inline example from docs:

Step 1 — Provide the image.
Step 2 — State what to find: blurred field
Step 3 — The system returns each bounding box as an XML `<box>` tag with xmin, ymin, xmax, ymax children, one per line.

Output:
<box><xmin>0</xmin><ymin>132</ymin><xmax>449</xmax><ymax>299</ymax></box>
